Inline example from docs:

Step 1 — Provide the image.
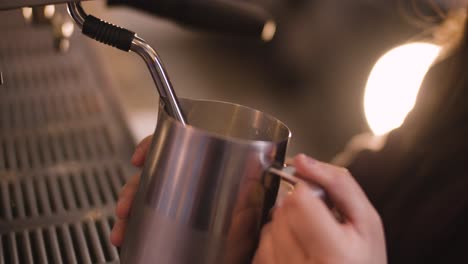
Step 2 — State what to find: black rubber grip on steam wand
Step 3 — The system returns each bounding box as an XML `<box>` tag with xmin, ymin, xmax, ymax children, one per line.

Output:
<box><xmin>82</xmin><ymin>15</ymin><xmax>135</xmax><ymax>51</ymax></box>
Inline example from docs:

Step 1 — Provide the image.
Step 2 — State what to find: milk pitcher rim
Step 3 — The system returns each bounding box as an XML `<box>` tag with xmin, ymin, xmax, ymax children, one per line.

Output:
<box><xmin>159</xmin><ymin>98</ymin><xmax>292</xmax><ymax>146</ymax></box>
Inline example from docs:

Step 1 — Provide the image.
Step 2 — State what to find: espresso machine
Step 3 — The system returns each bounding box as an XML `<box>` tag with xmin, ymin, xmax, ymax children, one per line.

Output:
<box><xmin>0</xmin><ymin>0</ymin><xmax>280</xmax><ymax>263</ymax></box>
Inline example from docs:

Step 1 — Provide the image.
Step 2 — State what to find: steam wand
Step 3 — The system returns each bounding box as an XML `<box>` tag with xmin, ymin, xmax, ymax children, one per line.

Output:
<box><xmin>67</xmin><ymin>2</ymin><xmax>187</xmax><ymax>125</ymax></box>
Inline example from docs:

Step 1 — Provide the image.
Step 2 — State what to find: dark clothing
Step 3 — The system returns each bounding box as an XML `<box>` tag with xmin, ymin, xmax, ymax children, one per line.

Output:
<box><xmin>348</xmin><ymin>33</ymin><xmax>468</xmax><ymax>263</ymax></box>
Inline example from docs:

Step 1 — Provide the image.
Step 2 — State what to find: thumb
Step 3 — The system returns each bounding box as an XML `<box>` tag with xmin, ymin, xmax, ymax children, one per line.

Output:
<box><xmin>293</xmin><ymin>154</ymin><xmax>375</xmax><ymax>228</ymax></box>
<box><xmin>131</xmin><ymin>135</ymin><xmax>153</xmax><ymax>167</ymax></box>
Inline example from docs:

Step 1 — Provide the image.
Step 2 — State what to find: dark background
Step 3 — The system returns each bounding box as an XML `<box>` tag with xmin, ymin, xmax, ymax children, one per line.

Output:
<box><xmin>81</xmin><ymin>0</ymin><xmax>431</xmax><ymax>160</ymax></box>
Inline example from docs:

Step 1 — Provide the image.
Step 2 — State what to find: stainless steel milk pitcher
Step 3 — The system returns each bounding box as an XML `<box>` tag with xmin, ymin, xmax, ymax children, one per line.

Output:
<box><xmin>121</xmin><ymin>98</ymin><xmax>304</xmax><ymax>264</ymax></box>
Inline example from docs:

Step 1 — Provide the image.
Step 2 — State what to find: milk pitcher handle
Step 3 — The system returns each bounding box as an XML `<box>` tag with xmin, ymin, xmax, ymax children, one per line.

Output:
<box><xmin>268</xmin><ymin>166</ymin><xmax>326</xmax><ymax>204</ymax></box>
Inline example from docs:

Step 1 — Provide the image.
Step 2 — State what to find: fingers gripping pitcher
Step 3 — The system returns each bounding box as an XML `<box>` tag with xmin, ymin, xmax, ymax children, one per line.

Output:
<box><xmin>120</xmin><ymin>98</ymin><xmax>301</xmax><ymax>264</ymax></box>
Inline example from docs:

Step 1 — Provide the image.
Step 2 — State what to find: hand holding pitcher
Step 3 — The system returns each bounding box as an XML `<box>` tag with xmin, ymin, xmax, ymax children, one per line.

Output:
<box><xmin>253</xmin><ymin>154</ymin><xmax>387</xmax><ymax>264</ymax></box>
<box><xmin>112</xmin><ymin>136</ymin><xmax>386</xmax><ymax>264</ymax></box>
<box><xmin>111</xmin><ymin>99</ymin><xmax>387</xmax><ymax>264</ymax></box>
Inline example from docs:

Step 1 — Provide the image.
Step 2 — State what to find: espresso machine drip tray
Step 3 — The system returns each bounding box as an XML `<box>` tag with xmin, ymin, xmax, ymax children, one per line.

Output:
<box><xmin>0</xmin><ymin>10</ymin><xmax>136</xmax><ymax>264</ymax></box>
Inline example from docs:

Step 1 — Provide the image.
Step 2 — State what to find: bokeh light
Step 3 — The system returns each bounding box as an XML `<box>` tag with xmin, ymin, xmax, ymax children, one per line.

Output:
<box><xmin>364</xmin><ymin>43</ymin><xmax>441</xmax><ymax>135</ymax></box>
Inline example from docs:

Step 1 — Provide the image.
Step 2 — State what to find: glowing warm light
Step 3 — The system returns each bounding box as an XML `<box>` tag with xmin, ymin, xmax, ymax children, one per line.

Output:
<box><xmin>61</xmin><ymin>21</ymin><xmax>75</xmax><ymax>38</ymax></box>
<box><xmin>22</xmin><ymin>7</ymin><xmax>33</xmax><ymax>21</ymax></box>
<box><xmin>364</xmin><ymin>43</ymin><xmax>441</xmax><ymax>135</ymax></box>
<box><xmin>44</xmin><ymin>5</ymin><xmax>56</xmax><ymax>19</ymax></box>
<box><xmin>261</xmin><ymin>20</ymin><xmax>276</xmax><ymax>42</ymax></box>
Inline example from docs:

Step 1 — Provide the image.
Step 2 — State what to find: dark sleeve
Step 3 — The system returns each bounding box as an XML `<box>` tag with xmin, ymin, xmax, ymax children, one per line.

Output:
<box><xmin>348</xmin><ymin>131</ymin><xmax>468</xmax><ymax>264</ymax></box>
<box><xmin>346</xmin><ymin>52</ymin><xmax>468</xmax><ymax>263</ymax></box>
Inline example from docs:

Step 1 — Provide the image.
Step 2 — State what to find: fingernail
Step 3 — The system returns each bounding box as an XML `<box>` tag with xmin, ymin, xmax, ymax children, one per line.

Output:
<box><xmin>299</xmin><ymin>154</ymin><xmax>317</xmax><ymax>168</ymax></box>
<box><xmin>116</xmin><ymin>198</ymin><xmax>127</xmax><ymax>218</ymax></box>
<box><xmin>119</xmin><ymin>194</ymin><xmax>129</xmax><ymax>204</ymax></box>
<box><xmin>110</xmin><ymin>227</ymin><xmax>120</xmax><ymax>246</ymax></box>
<box><xmin>131</xmin><ymin>147</ymin><xmax>142</xmax><ymax>164</ymax></box>
<box><xmin>110</xmin><ymin>224</ymin><xmax>117</xmax><ymax>237</ymax></box>
<box><xmin>118</xmin><ymin>183</ymin><xmax>127</xmax><ymax>197</ymax></box>
<box><xmin>305</xmin><ymin>155</ymin><xmax>317</xmax><ymax>164</ymax></box>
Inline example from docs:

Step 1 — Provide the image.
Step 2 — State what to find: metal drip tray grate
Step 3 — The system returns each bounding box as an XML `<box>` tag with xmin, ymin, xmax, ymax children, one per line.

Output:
<box><xmin>0</xmin><ymin>10</ymin><xmax>136</xmax><ymax>264</ymax></box>
<box><xmin>0</xmin><ymin>92</ymin><xmax>103</xmax><ymax>130</ymax></box>
<box><xmin>0</xmin><ymin>162</ymin><xmax>127</xmax><ymax>221</ymax></box>
<box><xmin>0</xmin><ymin>126</ymin><xmax>116</xmax><ymax>171</ymax></box>
<box><xmin>1</xmin><ymin>217</ymin><xmax>118</xmax><ymax>264</ymax></box>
